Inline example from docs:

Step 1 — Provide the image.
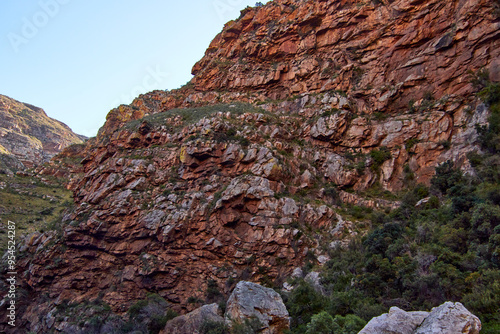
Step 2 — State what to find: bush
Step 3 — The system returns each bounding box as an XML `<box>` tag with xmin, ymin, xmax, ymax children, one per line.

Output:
<box><xmin>200</xmin><ymin>319</ymin><xmax>229</xmax><ymax>334</ymax></box>
<box><xmin>333</xmin><ymin>314</ymin><xmax>367</xmax><ymax>334</ymax></box>
<box><xmin>231</xmin><ymin>317</ymin><xmax>262</xmax><ymax>334</ymax></box>
<box><xmin>363</xmin><ymin>223</ymin><xmax>403</xmax><ymax>255</ymax></box>
<box><xmin>431</xmin><ymin>160</ymin><xmax>463</xmax><ymax>195</ymax></box>
<box><xmin>475</xmin><ymin>77</ymin><xmax>500</xmax><ymax>153</ymax></box>
<box><xmin>127</xmin><ymin>293</ymin><xmax>177</xmax><ymax>334</ymax></box>
<box><xmin>285</xmin><ymin>280</ymin><xmax>328</xmax><ymax>330</ymax></box>
<box><xmin>478</xmin><ymin>82</ymin><xmax>500</xmax><ymax>105</ymax></box>
<box><xmin>370</xmin><ymin>147</ymin><xmax>392</xmax><ymax>171</ymax></box>
<box><xmin>206</xmin><ymin>279</ymin><xmax>224</xmax><ymax>303</ymax></box>
<box><xmin>306</xmin><ymin>312</ymin><xmax>338</xmax><ymax>334</ymax></box>
<box><xmin>470</xmin><ymin>203</ymin><xmax>500</xmax><ymax>243</ymax></box>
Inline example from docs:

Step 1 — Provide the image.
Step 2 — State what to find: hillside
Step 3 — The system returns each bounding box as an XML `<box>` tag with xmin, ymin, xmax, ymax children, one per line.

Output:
<box><xmin>0</xmin><ymin>94</ymin><xmax>85</xmax><ymax>173</ymax></box>
<box><xmin>1</xmin><ymin>0</ymin><xmax>499</xmax><ymax>333</ymax></box>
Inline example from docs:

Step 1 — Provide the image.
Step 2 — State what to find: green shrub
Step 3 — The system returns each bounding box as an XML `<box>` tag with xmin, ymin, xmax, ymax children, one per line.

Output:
<box><xmin>231</xmin><ymin>317</ymin><xmax>262</xmax><ymax>334</ymax></box>
<box><xmin>200</xmin><ymin>319</ymin><xmax>229</xmax><ymax>334</ymax></box>
<box><xmin>206</xmin><ymin>279</ymin><xmax>224</xmax><ymax>303</ymax></box>
<box><xmin>475</xmin><ymin>73</ymin><xmax>500</xmax><ymax>153</ymax></box>
<box><xmin>306</xmin><ymin>312</ymin><xmax>338</xmax><ymax>334</ymax></box>
<box><xmin>333</xmin><ymin>314</ymin><xmax>366</xmax><ymax>334</ymax></box>
<box><xmin>470</xmin><ymin>203</ymin><xmax>500</xmax><ymax>243</ymax></box>
<box><xmin>370</xmin><ymin>147</ymin><xmax>391</xmax><ymax>171</ymax></box>
<box><xmin>405</xmin><ymin>138</ymin><xmax>420</xmax><ymax>152</ymax></box>
<box><xmin>363</xmin><ymin>223</ymin><xmax>403</xmax><ymax>255</ymax></box>
<box><xmin>346</xmin><ymin>205</ymin><xmax>373</xmax><ymax>219</ymax></box>
<box><xmin>430</xmin><ymin>160</ymin><xmax>463</xmax><ymax>195</ymax></box>
<box><xmin>127</xmin><ymin>293</ymin><xmax>176</xmax><ymax>334</ymax></box>
<box><xmin>285</xmin><ymin>280</ymin><xmax>328</xmax><ymax>330</ymax></box>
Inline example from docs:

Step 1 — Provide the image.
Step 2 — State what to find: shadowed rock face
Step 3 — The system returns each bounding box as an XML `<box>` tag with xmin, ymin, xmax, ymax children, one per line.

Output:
<box><xmin>4</xmin><ymin>0</ymin><xmax>500</xmax><ymax>332</ymax></box>
<box><xmin>0</xmin><ymin>94</ymin><xmax>85</xmax><ymax>172</ymax></box>
<box><xmin>161</xmin><ymin>303</ymin><xmax>224</xmax><ymax>334</ymax></box>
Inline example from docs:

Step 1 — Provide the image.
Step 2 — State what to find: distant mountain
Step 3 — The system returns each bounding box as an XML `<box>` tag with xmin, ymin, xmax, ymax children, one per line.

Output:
<box><xmin>0</xmin><ymin>94</ymin><xmax>85</xmax><ymax>173</ymax></box>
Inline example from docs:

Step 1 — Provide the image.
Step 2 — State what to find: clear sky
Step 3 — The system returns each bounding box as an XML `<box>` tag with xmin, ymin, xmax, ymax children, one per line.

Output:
<box><xmin>0</xmin><ymin>0</ymin><xmax>270</xmax><ymax>137</ymax></box>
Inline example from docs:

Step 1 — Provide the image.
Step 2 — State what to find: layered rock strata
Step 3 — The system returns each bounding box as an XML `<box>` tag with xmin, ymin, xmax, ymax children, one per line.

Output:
<box><xmin>3</xmin><ymin>0</ymin><xmax>499</xmax><ymax>332</ymax></box>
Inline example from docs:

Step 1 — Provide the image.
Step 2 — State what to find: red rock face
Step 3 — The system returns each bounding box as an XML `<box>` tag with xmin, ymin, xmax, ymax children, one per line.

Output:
<box><xmin>5</xmin><ymin>0</ymin><xmax>500</xmax><ymax>332</ymax></box>
<box><xmin>20</xmin><ymin>111</ymin><xmax>340</xmax><ymax>332</ymax></box>
<box><xmin>191</xmin><ymin>0</ymin><xmax>499</xmax><ymax>110</ymax></box>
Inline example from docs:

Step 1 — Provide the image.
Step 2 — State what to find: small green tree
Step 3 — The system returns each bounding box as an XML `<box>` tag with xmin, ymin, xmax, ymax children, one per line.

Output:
<box><xmin>333</xmin><ymin>314</ymin><xmax>367</xmax><ymax>334</ymax></box>
<box><xmin>430</xmin><ymin>160</ymin><xmax>463</xmax><ymax>194</ymax></box>
<box><xmin>306</xmin><ymin>311</ymin><xmax>339</xmax><ymax>334</ymax></box>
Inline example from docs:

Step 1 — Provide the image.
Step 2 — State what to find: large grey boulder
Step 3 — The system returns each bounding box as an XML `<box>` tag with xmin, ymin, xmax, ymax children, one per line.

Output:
<box><xmin>413</xmin><ymin>302</ymin><xmax>481</xmax><ymax>334</ymax></box>
<box><xmin>358</xmin><ymin>306</ymin><xmax>428</xmax><ymax>334</ymax></box>
<box><xmin>225</xmin><ymin>281</ymin><xmax>290</xmax><ymax>334</ymax></box>
<box><xmin>160</xmin><ymin>303</ymin><xmax>224</xmax><ymax>334</ymax></box>
<box><xmin>358</xmin><ymin>302</ymin><xmax>481</xmax><ymax>334</ymax></box>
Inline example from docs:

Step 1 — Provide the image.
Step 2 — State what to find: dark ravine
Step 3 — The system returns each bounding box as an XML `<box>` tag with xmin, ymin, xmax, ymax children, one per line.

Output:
<box><xmin>1</xmin><ymin>0</ymin><xmax>499</xmax><ymax>333</ymax></box>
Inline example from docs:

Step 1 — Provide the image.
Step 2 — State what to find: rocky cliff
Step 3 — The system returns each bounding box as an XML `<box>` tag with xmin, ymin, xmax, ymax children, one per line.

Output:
<box><xmin>0</xmin><ymin>94</ymin><xmax>85</xmax><ymax>173</ymax></box>
<box><xmin>2</xmin><ymin>0</ymin><xmax>500</xmax><ymax>333</ymax></box>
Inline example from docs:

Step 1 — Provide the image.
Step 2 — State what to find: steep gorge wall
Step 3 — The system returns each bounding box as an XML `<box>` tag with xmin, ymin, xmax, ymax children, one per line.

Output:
<box><xmin>4</xmin><ymin>0</ymin><xmax>500</xmax><ymax>332</ymax></box>
<box><xmin>191</xmin><ymin>0</ymin><xmax>499</xmax><ymax>109</ymax></box>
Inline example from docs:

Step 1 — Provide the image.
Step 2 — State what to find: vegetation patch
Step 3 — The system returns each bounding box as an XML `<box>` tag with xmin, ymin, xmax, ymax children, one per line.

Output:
<box><xmin>0</xmin><ymin>173</ymin><xmax>73</xmax><ymax>251</ymax></box>
<box><xmin>124</xmin><ymin>103</ymin><xmax>273</xmax><ymax>131</ymax></box>
<box><xmin>283</xmin><ymin>159</ymin><xmax>500</xmax><ymax>333</ymax></box>
<box><xmin>369</xmin><ymin>147</ymin><xmax>391</xmax><ymax>172</ymax></box>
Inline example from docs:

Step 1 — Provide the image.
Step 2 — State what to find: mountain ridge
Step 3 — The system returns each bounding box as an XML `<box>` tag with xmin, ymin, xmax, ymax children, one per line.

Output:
<box><xmin>0</xmin><ymin>94</ymin><xmax>86</xmax><ymax>173</ymax></box>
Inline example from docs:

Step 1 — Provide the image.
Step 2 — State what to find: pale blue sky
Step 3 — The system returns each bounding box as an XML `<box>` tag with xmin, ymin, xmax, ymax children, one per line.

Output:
<box><xmin>0</xmin><ymin>0</ymin><xmax>270</xmax><ymax>137</ymax></box>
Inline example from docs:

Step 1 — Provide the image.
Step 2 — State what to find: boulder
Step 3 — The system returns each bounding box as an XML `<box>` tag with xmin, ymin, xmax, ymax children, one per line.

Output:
<box><xmin>359</xmin><ymin>302</ymin><xmax>481</xmax><ymax>334</ymax></box>
<box><xmin>160</xmin><ymin>303</ymin><xmax>224</xmax><ymax>334</ymax></box>
<box><xmin>413</xmin><ymin>302</ymin><xmax>481</xmax><ymax>334</ymax></box>
<box><xmin>304</xmin><ymin>271</ymin><xmax>324</xmax><ymax>294</ymax></box>
<box><xmin>310</xmin><ymin>112</ymin><xmax>348</xmax><ymax>142</ymax></box>
<box><xmin>358</xmin><ymin>307</ymin><xmax>428</xmax><ymax>334</ymax></box>
<box><xmin>225</xmin><ymin>281</ymin><xmax>290</xmax><ymax>334</ymax></box>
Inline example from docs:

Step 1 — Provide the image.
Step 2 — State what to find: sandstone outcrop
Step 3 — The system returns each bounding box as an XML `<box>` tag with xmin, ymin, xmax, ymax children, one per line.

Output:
<box><xmin>191</xmin><ymin>0</ymin><xmax>499</xmax><ymax>111</ymax></box>
<box><xmin>359</xmin><ymin>302</ymin><xmax>481</xmax><ymax>334</ymax></box>
<box><xmin>225</xmin><ymin>281</ymin><xmax>290</xmax><ymax>334</ymax></box>
<box><xmin>0</xmin><ymin>94</ymin><xmax>85</xmax><ymax>172</ymax></box>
